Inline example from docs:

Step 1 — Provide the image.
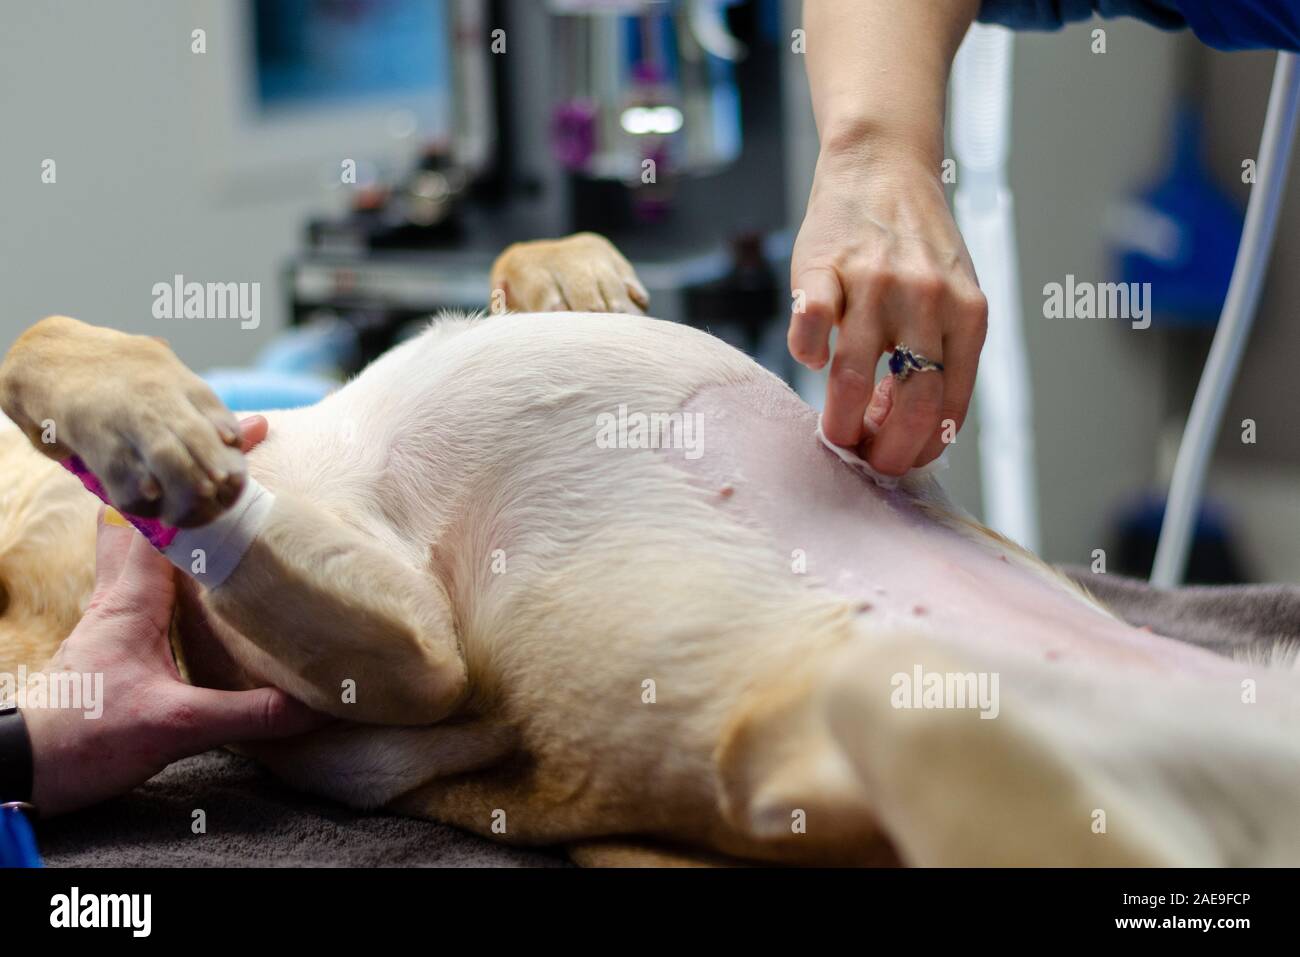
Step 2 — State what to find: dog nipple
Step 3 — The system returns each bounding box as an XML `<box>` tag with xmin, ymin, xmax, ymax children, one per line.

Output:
<box><xmin>719</xmin><ymin>484</ymin><xmax>735</xmax><ymax>499</ymax></box>
<box><xmin>911</xmin><ymin>604</ymin><xmax>928</xmax><ymax>617</ymax></box>
<box><xmin>855</xmin><ymin>601</ymin><xmax>874</xmax><ymax>614</ymax></box>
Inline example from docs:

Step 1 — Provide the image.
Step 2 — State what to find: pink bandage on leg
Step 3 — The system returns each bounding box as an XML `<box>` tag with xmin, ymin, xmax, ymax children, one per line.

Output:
<box><xmin>64</xmin><ymin>455</ymin><xmax>179</xmax><ymax>548</ymax></box>
<box><xmin>62</xmin><ymin>455</ymin><xmax>274</xmax><ymax>588</ymax></box>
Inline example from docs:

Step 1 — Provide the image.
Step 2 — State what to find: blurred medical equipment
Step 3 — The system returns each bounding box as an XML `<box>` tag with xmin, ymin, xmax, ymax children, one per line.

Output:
<box><xmin>1112</xmin><ymin>493</ymin><xmax>1248</xmax><ymax>584</ymax></box>
<box><xmin>1152</xmin><ymin>52</ymin><xmax>1300</xmax><ymax>587</ymax></box>
<box><xmin>1109</xmin><ymin>108</ymin><xmax>1242</xmax><ymax>327</ymax></box>
<box><xmin>952</xmin><ymin>23</ymin><xmax>1040</xmax><ymax>552</ymax></box>
<box><xmin>203</xmin><ymin>0</ymin><xmax>460</xmax><ymax>191</ymax></box>
<box><xmin>952</xmin><ymin>30</ymin><xmax>1300</xmax><ymax>575</ymax></box>
<box><xmin>1102</xmin><ymin>107</ymin><xmax>1245</xmax><ymax>582</ymax></box>
<box><xmin>286</xmin><ymin>0</ymin><xmax>789</xmax><ymax>370</ymax></box>
<box><xmin>549</xmin><ymin>0</ymin><xmax>742</xmax><ymax>185</ymax></box>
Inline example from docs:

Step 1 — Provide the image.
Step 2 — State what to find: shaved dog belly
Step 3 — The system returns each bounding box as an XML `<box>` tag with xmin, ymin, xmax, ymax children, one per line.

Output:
<box><xmin>671</xmin><ymin>379</ymin><xmax>1243</xmax><ymax>679</ymax></box>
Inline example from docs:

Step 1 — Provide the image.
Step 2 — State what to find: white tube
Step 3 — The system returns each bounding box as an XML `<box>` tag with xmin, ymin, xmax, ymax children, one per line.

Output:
<box><xmin>953</xmin><ymin>24</ymin><xmax>1041</xmax><ymax>551</ymax></box>
<box><xmin>1151</xmin><ymin>52</ymin><xmax>1300</xmax><ymax>587</ymax></box>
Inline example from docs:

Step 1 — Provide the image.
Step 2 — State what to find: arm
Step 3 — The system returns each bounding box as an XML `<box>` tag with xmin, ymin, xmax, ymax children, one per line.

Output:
<box><xmin>792</xmin><ymin>0</ymin><xmax>988</xmax><ymax>476</ymax></box>
<box><xmin>804</xmin><ymin>0</ymin><xmax>976</xmax><ymax>167</ymax></box>
<box><xmin>21</xmin><ymin>452</ymin><xmax>327</xmax><ymax>817</ymax></box>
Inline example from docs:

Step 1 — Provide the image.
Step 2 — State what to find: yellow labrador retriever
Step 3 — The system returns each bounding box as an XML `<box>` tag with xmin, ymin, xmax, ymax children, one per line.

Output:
<box><xmin>2</xmin><ymin>233</ymin><xmax>1299</xmax><ymax>866</ymax></box>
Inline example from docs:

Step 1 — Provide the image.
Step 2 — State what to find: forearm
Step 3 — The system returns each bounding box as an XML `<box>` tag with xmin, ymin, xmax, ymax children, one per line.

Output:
<box><xmin>803</xmin><ymin>0</ymin><xmax>979</xmax><ymax>166</ymax></box>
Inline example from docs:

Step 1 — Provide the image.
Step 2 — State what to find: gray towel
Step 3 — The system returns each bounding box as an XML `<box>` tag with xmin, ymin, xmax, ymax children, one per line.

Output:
<box><xmin>35</xmin><ymin>750</ymin><xmax>567</xmax><ymax>868</ymax></box>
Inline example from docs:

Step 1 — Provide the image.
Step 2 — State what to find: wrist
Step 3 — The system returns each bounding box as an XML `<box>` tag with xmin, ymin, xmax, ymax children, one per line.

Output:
<box><xmin>817</xmin><ymin>115</ymin><xmax>945</xmax><ymax>179</ymax></box>
<box><xmin>814</xmin><ymin>127</ymin><xmax>947</xmax><ymax>197</ymax></box>
<box><xmin>19</xmin><ymin>705</ymin><xmax>62</xmax><ymax>814</ymax></box>
<box><xmin>0</xmin><ymin>706</ymin><xmax>35</xmax><ymax>811</ymax></box>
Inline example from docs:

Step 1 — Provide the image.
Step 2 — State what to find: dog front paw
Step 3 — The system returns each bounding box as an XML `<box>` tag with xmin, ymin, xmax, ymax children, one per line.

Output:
<box><xmin>76</xmin><ymin>356</ymin><xmax>247</xmax><ymax>527</ymax></box>
<box><xmin>489</xmin><ymin>232</ymin><xmax>649</xmax><ymax>315</ymax></box>
<box><xmin>5</xmin><ymin>316</ymin><xmax>246</xmax><ymax>527</ymax></box>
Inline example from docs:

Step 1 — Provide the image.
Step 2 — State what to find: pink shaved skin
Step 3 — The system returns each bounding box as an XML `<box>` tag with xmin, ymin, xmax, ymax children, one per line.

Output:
<box><xmin>672</xmin><ymin>381</ymin><xmax>1241</xmax><ymax>679</ymax></box>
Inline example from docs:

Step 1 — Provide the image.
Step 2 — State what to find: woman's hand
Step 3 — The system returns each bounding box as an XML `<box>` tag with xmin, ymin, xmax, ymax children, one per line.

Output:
<box><xmin>793</xmin><ymin>0</ymin><xmax>986</xmax><ymax>477</ymax></box>
<box><xmin>23</xmin><ymin>416</ymin><xmax>326</xmax><ymax>816</ymax></box>
<box><xmin>790</xmin><ymin>145</ymin><xmax>987</xmax><ymax>476</ymax></box>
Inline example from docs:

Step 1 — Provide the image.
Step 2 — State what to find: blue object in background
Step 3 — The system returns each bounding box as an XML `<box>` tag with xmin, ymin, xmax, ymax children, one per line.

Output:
<box><xmin>0</xmin><ymin>807</ymin><xmax>41</xmax><ymax>868</ymax></box>
<box><xmin>1111</xmin><ymin>490</ymin><xmax>1248</xmax><ymax>583</ymax></box>
<box><xmin>201</xmin><ymin>369</ymin><xmax>338</xmax><ymax>413</ymax></box>
<box><xmin>256</xmin><ymin>317</ymin><xmax>360</xmax><ymax>377</ymax></box>
<box><xmin>201</xmin><ymin>317</ymin><xmax>358</xmax><ymax>412</ymax></box>
<box><xmin>252</xmin><ymin>0</ymin><xmax>451</xmax><ymax>111</ymax></box>
<box><xmin>1113</xmin><ymin>106</ymin><xmax>1244</xmax><ymax>327</ymax></box>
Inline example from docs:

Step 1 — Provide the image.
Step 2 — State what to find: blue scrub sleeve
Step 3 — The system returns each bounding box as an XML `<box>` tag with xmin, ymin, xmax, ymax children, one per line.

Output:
<box><xmin>977</xmin><ymin>0</ymin><xmax>1300</xmax><ymax>52</ymax></box>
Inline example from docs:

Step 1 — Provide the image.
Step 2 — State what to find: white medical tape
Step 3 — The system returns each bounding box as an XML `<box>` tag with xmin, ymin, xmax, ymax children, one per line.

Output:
<box><xmin>163</xmin><ymin>477</ymin><xmax>276</xmax><ymax>589</ymax></box>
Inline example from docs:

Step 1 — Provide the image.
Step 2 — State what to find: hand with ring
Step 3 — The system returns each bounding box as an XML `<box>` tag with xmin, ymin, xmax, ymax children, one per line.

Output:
<box><xmin>789</xmin><ymin>0</ymin><xmax>989</xmax><ymax>477</ymax></box>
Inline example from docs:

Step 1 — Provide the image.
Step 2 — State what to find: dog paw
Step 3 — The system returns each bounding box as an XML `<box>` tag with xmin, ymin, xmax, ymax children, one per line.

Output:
<box><xmin>50</xmin><ymin>330</ymin><xmax>245</xmax><ymax>527</ymax></box>
<box><xmin>489</xmin><ymin>232</ymin><xmax>649</xmax><ymax>315</ymax></box>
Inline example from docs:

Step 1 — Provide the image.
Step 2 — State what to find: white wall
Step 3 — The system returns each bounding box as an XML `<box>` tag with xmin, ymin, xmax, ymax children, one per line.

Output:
<box><xmin>1004</xmin><ymin>19</ymin><xmax>1187</xmax><ymax>564</ymax></box>
<box><xmin>0</xmin><ymin>0</ymin><xmax>415</xmax><ymax>369</ymax></box>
